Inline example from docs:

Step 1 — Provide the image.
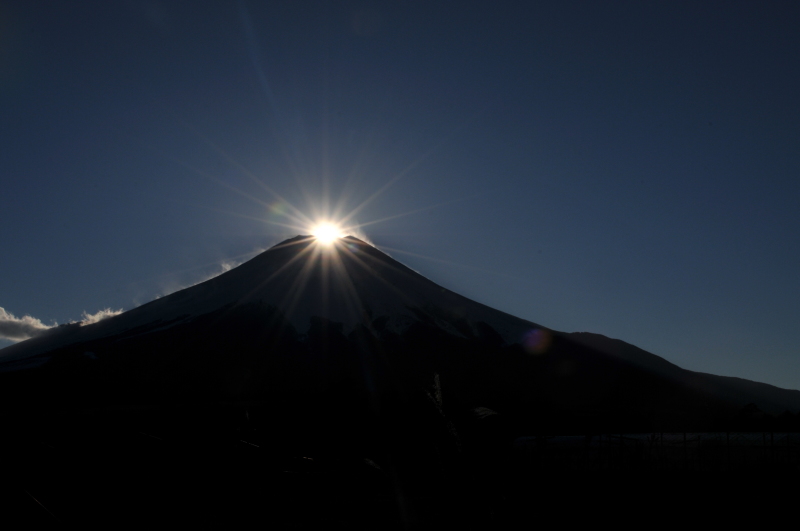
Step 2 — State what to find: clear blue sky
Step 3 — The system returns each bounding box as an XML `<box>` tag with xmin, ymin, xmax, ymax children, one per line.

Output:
<box><xmin>1</xmin><ymin>1</ymin><xmax>799</xmax><ymax>389</ymax></box>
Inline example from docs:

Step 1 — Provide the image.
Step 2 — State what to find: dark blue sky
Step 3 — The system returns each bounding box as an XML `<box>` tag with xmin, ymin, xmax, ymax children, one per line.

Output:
<box><xmin>1</xmin><ymin>1</ymin><xmax>799</xmax><ymax>389</ymax></box>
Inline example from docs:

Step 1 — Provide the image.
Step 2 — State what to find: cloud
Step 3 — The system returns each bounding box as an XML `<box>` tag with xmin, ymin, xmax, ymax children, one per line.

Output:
<box><xmin>218</xmin><ymin>260</ymin><xmax>237</xmax><ymax>274</ymax></box>
<box><xmin>80</xmin><ymin>308</ymin><xmax>123</xmax><ymax>326</ymax></box>
<box><xmin>0</xmin><ymin>307</ymin><xmax>54</xmax><ymax>342</ymax></box>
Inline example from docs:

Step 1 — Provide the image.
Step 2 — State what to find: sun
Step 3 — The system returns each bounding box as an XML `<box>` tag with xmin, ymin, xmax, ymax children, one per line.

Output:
<box><xmin>311</xmin><ymin>222</ymin><xmax>344</xmax><ymax>245</ymax></box>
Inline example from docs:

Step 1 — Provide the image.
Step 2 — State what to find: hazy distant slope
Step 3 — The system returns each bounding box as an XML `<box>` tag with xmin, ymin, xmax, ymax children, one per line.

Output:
<box><xmin>569</xmin><ymin>331</ymin><xmax>800</xmax><ymax>415</ymax></box>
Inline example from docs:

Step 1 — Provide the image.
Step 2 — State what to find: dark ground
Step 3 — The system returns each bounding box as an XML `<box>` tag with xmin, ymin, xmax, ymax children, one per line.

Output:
<box><xmin>2</xmin><ymin>404</ymin><xmax>796</xmax><ymax>529</ymax></box>
<box><xmin>1</xmin><ymin>309</ymin><xmax>797</xmax><ymax>528</ymax></box>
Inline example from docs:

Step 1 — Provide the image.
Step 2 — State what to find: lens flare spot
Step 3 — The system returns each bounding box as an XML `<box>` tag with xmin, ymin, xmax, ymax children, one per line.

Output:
<box><xmin>269</xmin><ymin>202</ymin><xmax>288</xmax><ymax>216</ymax></box>
<box><xmin>522</xmin><ymin>328</ymin><xmax>552</xmax><ymax>355</ymax></box>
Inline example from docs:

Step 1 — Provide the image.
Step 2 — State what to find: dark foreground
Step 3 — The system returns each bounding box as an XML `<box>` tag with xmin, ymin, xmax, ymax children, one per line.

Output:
<box><xmin>2</xmin><ymin>406</ymin><xmax>797</xmax><ymax>529</ymax></box>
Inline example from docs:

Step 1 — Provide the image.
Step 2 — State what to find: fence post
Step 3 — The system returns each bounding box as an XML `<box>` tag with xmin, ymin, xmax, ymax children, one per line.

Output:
<box><xmin>683</xmin><ymin>432</ymin><xmax>688</xmax><ymax>470</ymax></box>
<box><xmin>726</xmin><ymin>432</ymin><xmax>730</xmax><ymax>470</ymax></box>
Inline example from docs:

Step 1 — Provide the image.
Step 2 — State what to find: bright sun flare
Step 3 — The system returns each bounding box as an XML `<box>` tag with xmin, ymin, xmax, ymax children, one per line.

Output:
<box><xmin>311</xmin><ymin>222</ymin><xmax>343</xmax><ymax>244</ymax></box>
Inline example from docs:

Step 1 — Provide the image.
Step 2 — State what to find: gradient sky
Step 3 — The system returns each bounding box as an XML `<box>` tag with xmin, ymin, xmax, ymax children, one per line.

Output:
<box><xmin>1</xmin><ymin>1</ymin><xmax>798</xmax><ymax>390</ymax></box>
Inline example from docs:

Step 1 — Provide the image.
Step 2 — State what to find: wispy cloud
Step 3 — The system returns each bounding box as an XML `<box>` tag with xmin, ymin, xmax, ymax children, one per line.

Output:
<box><xmin>218</xmin><ymin>260</ymin><xmax>238</xmax><ymax>274</ymax></box>
<box><xmin>0</xmin><ymin>304</ymin><xmax>125</xmax><ymax>344</ymax></box>
<box><xmin>0</xmin><ymin>307</ymin><xmax>54</xmax><ymax>342</ymax></box>
<box><xmin>80</xmin><ymin>308</ymin><xmax>123</xmax><ymax>326</ymax></box>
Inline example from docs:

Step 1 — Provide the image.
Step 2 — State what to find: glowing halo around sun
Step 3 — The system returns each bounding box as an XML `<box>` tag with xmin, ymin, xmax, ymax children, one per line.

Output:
<box><xmin>310</xmin><ymin>222</ymin><xmax>344</xmax><ymax>245</ymax></box>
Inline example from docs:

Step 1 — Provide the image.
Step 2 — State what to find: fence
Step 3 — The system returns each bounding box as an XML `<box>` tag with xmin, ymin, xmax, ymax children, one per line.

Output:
<box><xmin>512</xmin><ymin>432</ymin><xmax>800</xmax><ymax>472</ymax></box>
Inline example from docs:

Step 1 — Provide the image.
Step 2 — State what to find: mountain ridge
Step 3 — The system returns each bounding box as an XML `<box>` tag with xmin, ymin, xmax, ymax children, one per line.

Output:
<box><xmin>0</xmin><ymin>235</ymin><xmax>542</xmax><ymax>368</ymax></box>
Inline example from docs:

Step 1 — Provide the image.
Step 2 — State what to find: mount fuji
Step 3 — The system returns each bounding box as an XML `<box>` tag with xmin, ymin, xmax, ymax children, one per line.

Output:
<box><xmin>2</xmin><ymin>235</ymin><xmax>798</xmax><ymax>431</ymax></box>
<box><xmin>2</xmin><ymin>235</ymin><xmax>799</xmax><ymax>526</ymax></box>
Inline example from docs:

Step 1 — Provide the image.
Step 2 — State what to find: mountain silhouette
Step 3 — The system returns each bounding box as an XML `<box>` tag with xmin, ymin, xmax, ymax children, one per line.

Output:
<box><xmin>3</xmin><ymin>234</ymin><xmax>800</xmax><ymax>428</ymax></box>
<box><xmin>1</xmin><ymin>235</ymin><xmax>798</xmax><ymax>526</ymax></box>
